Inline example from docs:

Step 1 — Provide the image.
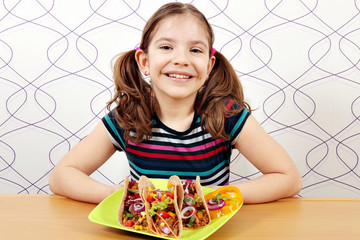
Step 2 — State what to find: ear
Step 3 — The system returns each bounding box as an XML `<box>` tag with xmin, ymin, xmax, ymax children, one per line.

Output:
<box><xmin>207</xmin><ymin>55</ymin><xmax>216</xmax><ymax>75</ymax></box>
<box><xmin>135</xmin><ymin>49</ymin><xmax>149</xmax><ymax>75</ymax></box>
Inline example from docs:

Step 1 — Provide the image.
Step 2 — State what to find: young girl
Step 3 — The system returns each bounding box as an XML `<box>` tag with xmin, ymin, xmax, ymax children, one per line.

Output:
<box><xmin>49</xmin><ymin>2</ymin><xmax>302</xmax><ymax>204</ymax></box>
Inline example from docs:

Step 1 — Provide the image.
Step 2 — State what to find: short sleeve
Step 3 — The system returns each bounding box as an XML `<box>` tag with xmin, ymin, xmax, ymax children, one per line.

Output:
<box><xmin>224</xmin><ymin>108</ymin><xmax>250</xmax><ymax>147</ymax></box>
<box><xmin>101</xmin><ymin>111</ymin><xmax>126</xmax><ymax>151</ymax></box>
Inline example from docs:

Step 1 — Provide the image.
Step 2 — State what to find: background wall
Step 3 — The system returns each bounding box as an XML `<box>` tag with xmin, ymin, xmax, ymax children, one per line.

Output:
<box><xmin>1</xmin><ymin>0</ymin><xmax>359</xmax><ymax>197</ymax></box>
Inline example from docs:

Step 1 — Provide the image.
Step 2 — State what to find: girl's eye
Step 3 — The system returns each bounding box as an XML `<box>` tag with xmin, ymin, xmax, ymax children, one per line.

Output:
<box><xmin>160</xmin><ymin>45</ymin><xmax>172</xmax><ymax>50</ymax></box>
<box><xmin>191</xmin><ymin>48</ymin><xmax>202</xmax><ymax>53</ymax></box>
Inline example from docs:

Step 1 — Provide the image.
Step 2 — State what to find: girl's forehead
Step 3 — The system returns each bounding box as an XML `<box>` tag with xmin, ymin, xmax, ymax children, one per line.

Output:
<box><xmin>149</xmin><ymin>14</ymin><xmax>211</xmax><ymax>46</ymax></box>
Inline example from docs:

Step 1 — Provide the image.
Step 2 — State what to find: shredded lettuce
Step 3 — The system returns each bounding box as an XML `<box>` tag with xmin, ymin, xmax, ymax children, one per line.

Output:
<box><xmin>186</xmin><ymin>214</ymin><xmax>196</xmax><ymax>227</ymax></box>
<box><xmin>147</xmin><ymin>197</ymin><xmax>173</xmax><ymax>217</ymax></box>
<box><xmin>124</xmin><ymin>210</ymin><xmax>133</xmax><ymax>220</ymax></box>
<box><xmin>127</xmin><ymin>188</ymin><xmax>139</xmax><ymax>194</ymax></box>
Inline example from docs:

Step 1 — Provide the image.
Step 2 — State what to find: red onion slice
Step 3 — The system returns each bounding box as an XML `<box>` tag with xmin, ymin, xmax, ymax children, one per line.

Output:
<box><xmin>207</xmin><ymin>198</ymin><xmax>219</xmax><ymax>205</ymax></box>
<box><xmin>181</xmin><ymin>206</ymin><xmax>196</xmax><ymax>219</ymax></box>
<box><xmin>161</xmin><ymin>225</ymin><xmax>170</xmax><ymax>235</ymax></box>
<box><xmin>184</xmin><ymin>195</ymin><xmax>195</xmax><ymax>206</ymax></box>
<box><xmin>125</xmin><ymin>197</ymin><xmax>142</xmax><ymax>207</ymax></box>
<box><xmin>206</xmin><ymin>199</ymin><xmax>225</xmax><ymax>210</ymax></box>
<box><xmin>128</xmin><ymin>181</ymin><xmax>136</xmax><ymax>188</ymax></box>
<box><xmin>157</xmin><ymin>191</ymin><xmax>162</xmax><ymax>200</ymax></box>
<box><xmin>185</xmin><ymin>179</ymin><xmax>193</xmax><ymax>185</ymax></box>
<box><xmin>183</xmin><ymin>179</ymin><xmax>193</xmax><ymax>194</ymax></box>
<box><xmin>132</xmin><ymin>202</ymin><xmax>145</xmax><ymax>212</ymax></box>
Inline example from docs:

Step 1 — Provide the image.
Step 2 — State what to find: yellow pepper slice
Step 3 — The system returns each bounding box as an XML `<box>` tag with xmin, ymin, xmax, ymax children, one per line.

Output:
<box><xmin>204</xmin><ymin>186</ymin><xmax>243</xmax><ymax>219</ymax></box>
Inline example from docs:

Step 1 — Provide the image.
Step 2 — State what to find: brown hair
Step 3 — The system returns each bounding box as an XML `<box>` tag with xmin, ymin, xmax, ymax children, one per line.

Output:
<box><xmin>107</xmin><ymin>2</ymin><xmax>251</xmax><ymax>143</ymax></box>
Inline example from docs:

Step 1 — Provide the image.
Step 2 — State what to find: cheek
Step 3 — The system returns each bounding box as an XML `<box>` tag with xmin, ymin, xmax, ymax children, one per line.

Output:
<box><xmin>200</xmin><ymin>62</ymin><xmax>211</xmax><ymax>78</ymax></box>
<box><xmin>148</xmin><ymin>58</ymin><xmax>166</xmax><ymax>72</ymax></box>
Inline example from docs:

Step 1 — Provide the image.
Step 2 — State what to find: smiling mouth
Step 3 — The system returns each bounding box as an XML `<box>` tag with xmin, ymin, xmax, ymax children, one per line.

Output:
<box><xmin>167</xmin><ymin>73</ymin><xmax>192</xmax><ymax>79</ymax></box>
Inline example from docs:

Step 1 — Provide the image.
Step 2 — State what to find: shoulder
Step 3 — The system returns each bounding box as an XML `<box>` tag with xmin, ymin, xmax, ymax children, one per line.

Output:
<box><xmin>102</xmin><ymin>111</ymin><xmax>122</xmax><ymax>132</ymax></box>
<box><xmin>224</xmin><ymin>104</ymin><xmax>251</xmax><ymax>143</ymax></box>
<box><xmin>224</xmin><ymin>103</ymin><xmax>250</xmax><ymax>129</ymax></box>
<box><xmin>101</xmin><ymin>111</ymin><xmax>127</xmax><ymax>150</ymax></box>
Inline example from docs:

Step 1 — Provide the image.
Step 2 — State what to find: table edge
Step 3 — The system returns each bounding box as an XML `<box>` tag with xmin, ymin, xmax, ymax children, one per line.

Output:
<box><xmin>1</xmin><ymin>194</ymin><xmax>360</xmax><ymax>202</ymax></box>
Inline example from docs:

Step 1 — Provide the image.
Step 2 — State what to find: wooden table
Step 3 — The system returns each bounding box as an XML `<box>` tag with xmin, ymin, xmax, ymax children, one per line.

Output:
<box><xmin>0</xmin><ymin>195</ymin><xmax>359</xmax><ymax>240</ymax></box>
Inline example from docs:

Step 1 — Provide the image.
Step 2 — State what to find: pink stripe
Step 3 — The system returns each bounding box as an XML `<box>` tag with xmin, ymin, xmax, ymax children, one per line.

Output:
<box><xmin>128</xmin><ymin>138</ymin><xmax>224</xmax><ymax>152</ymax></box>
<box><xmin>226</xmin><ymin>99</ymin><xmax>234</xmax><ymax>110</ymax></box>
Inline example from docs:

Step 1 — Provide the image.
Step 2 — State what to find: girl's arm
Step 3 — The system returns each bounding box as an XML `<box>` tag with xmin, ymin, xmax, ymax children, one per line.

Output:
<box><xmin>232</xmin><ymin>115</ymin><xmax>302</xmax><ymax>204</ymax></box>
<box><xmin>49</xmin><ymin>121</ymin><xmax>122</xmax><ymax>204</ymax></box>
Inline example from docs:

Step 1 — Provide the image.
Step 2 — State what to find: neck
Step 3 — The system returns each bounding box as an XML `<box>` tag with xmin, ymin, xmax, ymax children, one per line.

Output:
<box><xmin>155</xmin><ymin>97</ymin><xmax>196</xmax><ymax>132</ymax></box>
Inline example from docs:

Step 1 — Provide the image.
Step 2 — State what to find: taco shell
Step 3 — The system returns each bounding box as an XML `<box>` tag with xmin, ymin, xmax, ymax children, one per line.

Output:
<box><xmin>181</xmin><ymin>176</ymin><xmax>211</xmax><ymax>229</ymax></box>
<box><xmin>117</xmin><ymin>176</ymin><xmax>130</xmax><ymax>225</ymax></box>
<box><xmin>118</xmin><ymin>176</ymin><xmax>154</xmax><ymax>231</ymax></box>
<box><xmin>141</xmin><ymin>176</ymin><xmax>183</xmax><ymax>238</ymax></box>
<box><xmin>168</xmin><ymin>175</ymin><xmax>184</xmax><ymax>210</ymax></box>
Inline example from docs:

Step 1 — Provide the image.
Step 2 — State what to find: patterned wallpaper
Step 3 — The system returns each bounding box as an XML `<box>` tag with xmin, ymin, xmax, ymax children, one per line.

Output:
<box><xmin>0</xmin><ymin>0</ymin><xmax>359</xmax><ymax>197</ymax></box>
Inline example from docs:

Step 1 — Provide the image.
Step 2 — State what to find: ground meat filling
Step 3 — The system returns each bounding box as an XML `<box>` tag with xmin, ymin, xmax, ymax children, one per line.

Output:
<box><xmin>197</xmin><ymin>212</ymin><xmax>210</xmax><ymax>227</ymax></box>
<box><xmin>128</xmin><ymin>207</ymin><xmax>148</xmax><ymax>227</ymax></box>
<box><xmin>166</xmin><ymin>203</ymin><xmax>175</xmax><ymax>212</ymax></box>
<box><xmin>182</xmin><ymin>208</ymin><xmax>210</xmax><ymax>228</ymax></box>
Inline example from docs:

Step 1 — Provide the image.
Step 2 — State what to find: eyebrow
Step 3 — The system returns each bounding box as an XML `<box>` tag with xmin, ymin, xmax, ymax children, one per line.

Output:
<box><xmin>154</xmin><ymin>37</ymin><xmax>208</xmax><ymax>48</ymax></box>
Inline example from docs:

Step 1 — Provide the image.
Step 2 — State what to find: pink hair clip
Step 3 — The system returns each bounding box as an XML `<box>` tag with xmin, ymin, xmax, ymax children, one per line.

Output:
<box><xmin>135</xmin><ymin>47</ymin><xmax>141</xmax><ymax>50</ymax></box>
<box><xmin>211</xmin><ymin>48</ymin><xmax>216</xmax><ymax>56</ymax></box>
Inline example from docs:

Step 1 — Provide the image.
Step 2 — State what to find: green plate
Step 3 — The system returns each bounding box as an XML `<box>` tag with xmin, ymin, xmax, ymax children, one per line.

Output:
<box><xmin>89</xmin><ymin>179</ymin><xmax>243</xmax><ymax>240</ymax></box>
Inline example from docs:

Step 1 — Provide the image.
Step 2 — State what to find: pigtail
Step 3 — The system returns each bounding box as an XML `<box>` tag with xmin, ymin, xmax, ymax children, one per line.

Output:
<box><xmin>196</xmin><ymin>51</ymin><xmax>251</xmax><ymax>140</ymax></box>
<box><xmin>107</xmin><ymin>50</ymin><xmax>154</xmax><ymax>143</ymax></box>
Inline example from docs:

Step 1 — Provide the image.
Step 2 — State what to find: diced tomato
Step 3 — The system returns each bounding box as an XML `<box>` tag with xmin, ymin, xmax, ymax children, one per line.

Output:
<box><xmin>134</xmin><ymin>193</ymin><xmax>140</xmax><ymax>198</ymax></box>
<box><xmin>157</xmin><ymin>211</ymin><xmax>171</xmax><ymax>219</ymax></box>
<box><xmin>124</xmin><ymin>220</ymin><xmax>135</xmax><ymax>227</ymax></box>
<box><xmin>146</xmin><ymin>195</ymin><xmax>153</xmax><ymax>203</ymax></box>
<box><xmin>165</xmin><ymin>192</ymin><xmax>174</xmax><ymax>199</ymax></box>
<box><xmin>191</xmin><ymin>204</ymin><xmax>198</xmax><ymax>211</ymax></box>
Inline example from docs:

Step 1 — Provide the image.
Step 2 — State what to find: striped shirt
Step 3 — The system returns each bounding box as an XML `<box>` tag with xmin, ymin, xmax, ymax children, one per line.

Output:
<box><xmin>102</xmin><ymin>108</ymin><xmax>250</xmax><ymax>186</ymax></box>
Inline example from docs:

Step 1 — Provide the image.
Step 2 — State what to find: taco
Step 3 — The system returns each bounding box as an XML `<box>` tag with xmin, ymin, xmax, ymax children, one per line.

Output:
<box><xmin>179</xmin><ymin>176</ymin><xmax>211</xmax><ymax>229</ymax></box>
<box><xmin>141</xmin><ymin>176</ymin><xmax>183</xmax><ymax>238</ymax></box>
<box><xmin>118</xmin><ymin>176</ymin><xmax>153</xmax><ymax>231</ymax></box>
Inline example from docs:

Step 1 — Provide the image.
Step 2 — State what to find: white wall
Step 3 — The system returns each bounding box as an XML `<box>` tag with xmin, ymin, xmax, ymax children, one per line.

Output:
<box><xmin>1</xmin><ymin>0</ymin><xmax>359</xmax><ymax>197</ymax></box>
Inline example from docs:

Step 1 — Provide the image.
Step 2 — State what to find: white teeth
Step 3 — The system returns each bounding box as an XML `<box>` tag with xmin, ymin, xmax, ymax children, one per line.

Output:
<box><xmin>168</xmin><ymin>74</ymin><xmax>190</xmax><ymax>79</ymax></box>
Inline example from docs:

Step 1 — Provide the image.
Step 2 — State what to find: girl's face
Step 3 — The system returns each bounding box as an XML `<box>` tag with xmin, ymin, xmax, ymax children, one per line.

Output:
<box><xmin>137</xmin><ymin>13</ymin><xmax>215</xmax><ymax>104</ymax></box>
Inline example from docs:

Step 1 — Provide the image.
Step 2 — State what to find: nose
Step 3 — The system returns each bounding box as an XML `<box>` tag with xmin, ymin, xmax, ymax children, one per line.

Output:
<box><xmin>172</xmin><ymin>48</ymin><xmax>190</xmax><ymax>66</ymax></box>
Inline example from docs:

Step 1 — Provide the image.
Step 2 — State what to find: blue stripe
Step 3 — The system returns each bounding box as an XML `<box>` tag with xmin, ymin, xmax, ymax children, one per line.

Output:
<box><xmin>196</xmin><ymin>117</ymin><xmax>201</xmax><ymax>124</ymax></box>
<box><xmin>128</xmin><ymin>159</ymin><xmax>227</xmax><ymax>177</ymax></box>
<box><xmin>230</xmin><ymin>109</ymin><xmax>248</xmax><ymax>137</ymax></box>
<box><xmin>104</xmin><ymin>115</ymin><xmax>126</xmax><ymax>149</ymax></box>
